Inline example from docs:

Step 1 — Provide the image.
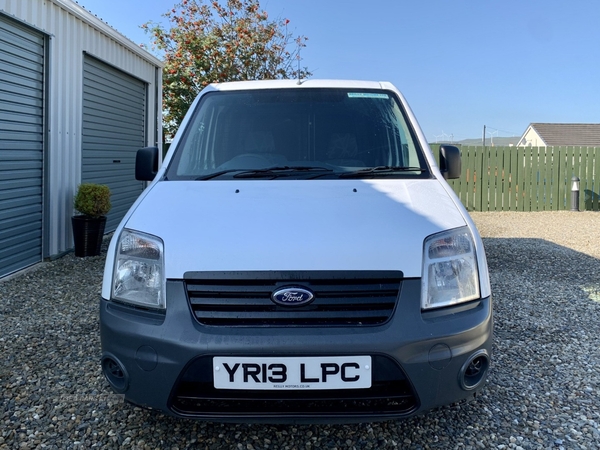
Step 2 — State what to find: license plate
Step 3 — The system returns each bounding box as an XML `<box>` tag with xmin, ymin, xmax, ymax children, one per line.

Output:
<box><xmin>213</xmin><ymin>356</ymin><xmax>372</xmax><ymax>390</ymax></box>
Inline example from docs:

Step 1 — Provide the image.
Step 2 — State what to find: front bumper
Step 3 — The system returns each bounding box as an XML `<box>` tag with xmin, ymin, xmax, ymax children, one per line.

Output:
<box><xmin>100</xmin><ymin>279</ymin><xmax>492</xmax><ymax>423</ymax></box>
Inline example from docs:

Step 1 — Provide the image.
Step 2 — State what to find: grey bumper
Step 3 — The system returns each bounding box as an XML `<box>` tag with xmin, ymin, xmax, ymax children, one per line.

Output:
<box><xmin>100</xmin><ymin>279</ymin><xmax>492</xmax><ymax>423</ymax></box>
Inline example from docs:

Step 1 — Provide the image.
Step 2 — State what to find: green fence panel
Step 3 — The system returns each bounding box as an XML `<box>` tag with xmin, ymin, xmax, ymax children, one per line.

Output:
<box><xmin>501</xmin><ymin>148</ymin><xmax>508</xmax><ymax>211</ymax></box>
<box><xmin>424</xmin><ymin>144</ymin><xmax>599</xmax><ymax>211</ymax></box>
<box><xmin>522</xmin><ymin>146</ymin><xmax>530</xmax><ymax>211</ymax></box>
<box><xmin>544</xmin><ymin>147</ymin><xmax>558</xmax><ymax>211</ymax></box>
<box><xmin>464</xmin><ymin>146</ymin><xmax>476</xmax><ymax>209</ymax></box>
<box><xmin>494</xmin><ymin>147</ymin><xmax>504</xmax><ymax>211</ymax></box>
<box><xmin>515</xmin><ymin>147</ymin><xmax>524</xmax><ymax>211</ymax></box>
<box><xmin>483</xmin><ymin>147</ymin><xmax>490</xmax><ymax>210</ymax></box>
<box><xmin>550</xmin><ymin>146</ymin><xmax>560</xmax><ymax>210</ymax></box>
<box><xmin>541</xmin><ymin>145</ymin><xmax>551</xmax><ymax>210</ymax></box>
<box><xmin>500</xmin><ymin>147</ymin><xmax>510</xmax><ymax>210</ymax></box>
<box><xmin>557</xmin><ymin>147</ymin><xmax>566</xmax><ymax>210</ymax></box>
<box><xmin>576</xmin><ymin>146</ymin><xmax>584</xmax><ymax>211</ymax></box>
<box><xmin>581</xmin><ymin>146</ymin><xmax>590</xmax><ymax>211</ymax></box>
<box><xmin>528</xmin><ymin>147</ymin><xmax>537</xmax><ymax>211</ymax></box>
<box><xmin>507</xmin><ymin>146</ymin><xmax>517</xmax><ymax>210</ymax></box>
<box><xmin>568</xmin><ymin>146</ymin><xmax>576</xmax><ymax>210</ymax></box>
<box><xmin>583</xmin><ymin>146</ymin><xmax>595</xmax><ymax>211</ymax></box>
<box><xmin>586</xmin><ymin>148</ymin><xmax>600</xmax><ymax>211</ymax></box>
<box><xmin>535</xmin><ymin>146</ymin><xmax>544</xmax><ymax>211</ymax></box>
<box><xmin>486</xmin><ymin>147</ymin><xmax>496</xmax><ymax>210</ymax></box>
<box><xmin>516</xmin><ymin>146</ymin><xmax>523</xmax><ymax>210</ymax></box>
<box><xmin>473</xmin><ymin>147</ymin><xmax>484</xmax><ymax>211</ymax></box>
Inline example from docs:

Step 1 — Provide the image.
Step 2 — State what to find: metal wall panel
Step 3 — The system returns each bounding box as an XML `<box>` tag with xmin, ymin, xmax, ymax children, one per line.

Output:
<box><xmin>0</xmin><ymin>0</ymin><xmax>163</xmax><ymax>260</ymax></box>
<box><xmin>0</xmin><ymin>14</ymin><xmax>44</xmax><ymax>277</ymax></box>
<box><xmin>82</xmin><ymin>56</ymin><xmax>145</xmax><ymax>231</ymax></box>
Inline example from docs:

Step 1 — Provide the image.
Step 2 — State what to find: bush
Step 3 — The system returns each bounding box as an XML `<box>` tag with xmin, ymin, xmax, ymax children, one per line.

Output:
<box><xmin>74</xmin><ymin>183</ymin><xmax>111</xmax><ymax>218</ymax></box>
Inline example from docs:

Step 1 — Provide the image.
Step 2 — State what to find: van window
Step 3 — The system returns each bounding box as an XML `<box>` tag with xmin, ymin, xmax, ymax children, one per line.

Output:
<box><xmin>166</xmin><ymin>88</ymin><xmax>429</xmax><ymax>180</ymax></box>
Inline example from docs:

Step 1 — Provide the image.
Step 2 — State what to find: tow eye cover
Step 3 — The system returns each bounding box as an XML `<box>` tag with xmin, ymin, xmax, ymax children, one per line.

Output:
<box><xmin>271</xmin><ymin>287</ymin><xmax>314</xmax><ymax>307</ymax></box>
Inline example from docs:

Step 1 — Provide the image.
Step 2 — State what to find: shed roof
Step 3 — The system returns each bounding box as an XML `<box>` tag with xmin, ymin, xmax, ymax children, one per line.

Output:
<box><xmin>51</xmin><ymin>0</ymin><xmax>162</xmax><ymax>67</ymax></box>
<box><xmin>529</xmin><ymin>123</ymin><xmax>600</xmax><ymax>147</ymax></box>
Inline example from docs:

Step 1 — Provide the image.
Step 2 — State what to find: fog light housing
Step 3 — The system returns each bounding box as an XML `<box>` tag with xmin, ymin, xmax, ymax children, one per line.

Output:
<box><xmin>459</xmin><ymin>350</ymin><xmax>489</xmax><ymax>390</ymax></box>
<box><xmin>102</xmin><ymin>355</ymin><xmax>129</xmax><ymax>393</ymax></box>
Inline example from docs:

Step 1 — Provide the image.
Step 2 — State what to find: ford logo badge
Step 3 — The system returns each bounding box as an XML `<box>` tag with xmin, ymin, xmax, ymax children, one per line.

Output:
<box><xmin>271</xmin><ymin>287</ymin><xmax>314</xmax><ymax>307</ymax></box>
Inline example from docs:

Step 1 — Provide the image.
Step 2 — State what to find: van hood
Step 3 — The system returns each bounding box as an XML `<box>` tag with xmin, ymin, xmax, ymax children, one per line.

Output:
<box><xmin>124</xmin><ymin>180</ymin><xmax>466</xmax><ymax>278</ymax></box>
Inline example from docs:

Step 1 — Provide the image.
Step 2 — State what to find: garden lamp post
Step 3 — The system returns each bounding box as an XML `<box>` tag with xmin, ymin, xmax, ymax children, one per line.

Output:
<box><xmin>571</xmin><ymin>176</ymin><xmax>580</xmax><ymax>211</ymax></box>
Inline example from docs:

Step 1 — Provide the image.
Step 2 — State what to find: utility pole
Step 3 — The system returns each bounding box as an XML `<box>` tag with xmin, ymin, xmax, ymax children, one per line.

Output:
<box><xmin>482</xmin><ymin>125</ymin><xmax>486</xmax><ymax>148</ymax></box>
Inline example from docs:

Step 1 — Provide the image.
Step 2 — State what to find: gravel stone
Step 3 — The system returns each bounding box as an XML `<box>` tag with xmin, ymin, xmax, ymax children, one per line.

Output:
<box><xmin>1</xmin><ymin>211</ymin><xmax>599</xmax><ymax>449</ymax></box>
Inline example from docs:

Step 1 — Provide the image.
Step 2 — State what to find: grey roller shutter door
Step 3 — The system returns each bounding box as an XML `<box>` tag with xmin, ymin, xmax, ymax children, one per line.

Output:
<box><xmin>0</xmin><ymin>15</ymin><xmax>44</xmax><ymax>277</ymax></box>
<box><xmin>82</xmin><ymin>56</ymin><xmax>146</xmax><ymax>232</ymax></box>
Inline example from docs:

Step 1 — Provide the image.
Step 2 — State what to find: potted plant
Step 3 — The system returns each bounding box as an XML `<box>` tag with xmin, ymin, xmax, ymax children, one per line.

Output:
<box><xmin>72</xmin><ymin>183</ymin><xmax>111</xmax><ymax>257</ymax></box>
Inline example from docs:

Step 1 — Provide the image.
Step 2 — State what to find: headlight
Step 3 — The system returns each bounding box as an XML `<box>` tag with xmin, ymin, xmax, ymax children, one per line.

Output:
<box><xmin>421</xmin><ymin>227</ymin><xmax>480</xmax><ymax>310</ymax></box>
<box><xmin>112</xmin><ymin>229</ymin><xmax>165</xmax><ymax>309</ymax></box>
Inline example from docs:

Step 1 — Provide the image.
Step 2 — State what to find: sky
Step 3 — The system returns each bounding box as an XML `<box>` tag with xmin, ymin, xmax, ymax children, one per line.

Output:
<box><xmin>76</xmin><ymin>0</ymin><xmax>600</xmax><ymax>143</ymax></box>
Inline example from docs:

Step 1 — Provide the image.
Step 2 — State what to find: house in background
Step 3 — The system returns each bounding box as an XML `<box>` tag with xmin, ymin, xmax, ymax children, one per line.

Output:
<box><xmin>0</xmin><ymin>0</ymin><xmax>163</xmax><ymax>277</ymax></box>
<box><xmin>517</xmin><ymin>123</ymin><xmax>600</xmax><ymax>147</ymax></box>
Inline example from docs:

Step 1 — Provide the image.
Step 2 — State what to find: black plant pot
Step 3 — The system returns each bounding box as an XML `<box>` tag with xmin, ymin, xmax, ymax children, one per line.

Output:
<box><xmin>72</xmin><ymin>215</ymin><xmax>107</xmax><ymax>257</ymax></box>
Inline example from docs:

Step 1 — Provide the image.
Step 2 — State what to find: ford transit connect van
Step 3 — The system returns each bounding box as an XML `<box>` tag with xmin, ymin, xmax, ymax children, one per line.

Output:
<box><xmin>100</xmin><ymin>79</ymin><xmax>492</xmax><ymax>422</ymax></box>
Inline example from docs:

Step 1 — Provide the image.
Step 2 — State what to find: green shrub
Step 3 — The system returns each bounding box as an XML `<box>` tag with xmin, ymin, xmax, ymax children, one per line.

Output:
<box><xmin>74</xmin><ymin>183</ymin><xmax>111</xmax><ymax>218</ymax></box>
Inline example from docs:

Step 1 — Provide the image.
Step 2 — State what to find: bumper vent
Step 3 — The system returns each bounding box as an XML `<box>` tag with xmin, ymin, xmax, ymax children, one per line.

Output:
<box><xmin>183</xmin><ymin>270</ymin><xmax>402</xmax><ymax>327</ymax></box>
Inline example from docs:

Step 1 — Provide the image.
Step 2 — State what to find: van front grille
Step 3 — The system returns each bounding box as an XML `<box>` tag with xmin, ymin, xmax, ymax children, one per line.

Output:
<box><xmin>183</xmin><ymin>271</ymin><xmax>402</xmax><ymax>327</ymax></box>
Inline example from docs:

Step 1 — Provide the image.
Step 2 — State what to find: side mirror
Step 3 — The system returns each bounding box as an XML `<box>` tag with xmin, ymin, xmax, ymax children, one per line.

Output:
<box><xmin>439</xmin><ymin>145</ymin><xmax>461</xmax><ymax>180</ymax></box>
<box><xmin>135</xmin><ymin>147</ymin><xmax>159</xmax><ymax>181</ymax></box>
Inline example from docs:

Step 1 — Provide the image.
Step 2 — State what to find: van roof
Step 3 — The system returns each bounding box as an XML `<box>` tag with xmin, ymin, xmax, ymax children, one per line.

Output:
<box><xmin>209</xmin><ymin>79</ymin><xmax>390</xmax><ymax>91</ymax></box>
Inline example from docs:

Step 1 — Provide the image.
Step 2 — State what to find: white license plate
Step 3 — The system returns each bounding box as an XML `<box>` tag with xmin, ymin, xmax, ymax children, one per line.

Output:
<box><xmin>213</xmin><ymin>356</ymin><xmax>372</xmax><ymax>390</ymax></box>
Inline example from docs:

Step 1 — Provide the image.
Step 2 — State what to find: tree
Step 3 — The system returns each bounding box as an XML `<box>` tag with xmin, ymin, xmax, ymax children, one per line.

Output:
<box><xmin>143</xmin><ymin>0</ymin><xmax>311</xmax><ymax>137</ymax></box>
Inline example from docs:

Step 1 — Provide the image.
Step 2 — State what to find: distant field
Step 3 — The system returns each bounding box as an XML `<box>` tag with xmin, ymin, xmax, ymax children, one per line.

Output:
<box><xmin>432</xmin><ymin>137</ymin><xmax>520</xmax><ymax>146</ymax></box>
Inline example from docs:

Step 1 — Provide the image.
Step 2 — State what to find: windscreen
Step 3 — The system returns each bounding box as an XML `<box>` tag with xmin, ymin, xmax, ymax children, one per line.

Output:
<box><xmin>166</xmin><ymin>88</ymin><xmax>429</xmax><ymax>180</ymax></box>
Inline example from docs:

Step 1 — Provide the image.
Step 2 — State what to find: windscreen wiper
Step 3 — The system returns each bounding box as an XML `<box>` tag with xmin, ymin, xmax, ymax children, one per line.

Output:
<box><xmin>232</xmin><ymin>166</ymin><xmax>334</xmax><ymax>179</ymax></box>
<box><xmin>196</xmin><ymin>166</ymin><xmax>334</xmax><ymax>180</ymax></box>
<box><xmin>196</xmin><ymin>169</ymin><xmax>245</xmax><ymax>180</ymax></box>
<box><xmin>338</xmin><ymin>166</ymin><xmax>426</xmax><ymax>178</ymax></box>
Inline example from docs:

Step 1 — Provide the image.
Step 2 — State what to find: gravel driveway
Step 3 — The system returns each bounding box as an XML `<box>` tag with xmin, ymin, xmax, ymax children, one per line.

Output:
<box><xmin>1</xmin><ymin>211</ymin><xmax>599</xmax><ymax>449</ymax></box>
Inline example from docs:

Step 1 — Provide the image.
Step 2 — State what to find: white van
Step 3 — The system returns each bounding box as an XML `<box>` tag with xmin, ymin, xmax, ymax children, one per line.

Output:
<box><xmin>100</xmin><ymin>79</ymin><xmax>492</xmax><ymax>422</ymax></box>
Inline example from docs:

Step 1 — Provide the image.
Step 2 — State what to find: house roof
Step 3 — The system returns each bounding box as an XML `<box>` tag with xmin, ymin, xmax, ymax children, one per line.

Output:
<box><xmin>528</xmin><ymin>123</ymin><xmax>600</xmax><ymax>146</ymax></box>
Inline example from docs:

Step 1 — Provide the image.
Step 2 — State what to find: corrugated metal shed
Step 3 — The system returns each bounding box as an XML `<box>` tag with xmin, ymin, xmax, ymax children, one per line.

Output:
<box><xmin>0</xmin><ymin>0</ymin><xmax>162</xmax><ymax>269</ymax></box>
<box><xmin>0</xmin><ymin>13</ymin><xmax>44</xmax><ymax>277</ymax></box>
<box><xmin>81</xmin><ymin>55</ymin><xmax>146</xmax><ymax>232</ymax></box>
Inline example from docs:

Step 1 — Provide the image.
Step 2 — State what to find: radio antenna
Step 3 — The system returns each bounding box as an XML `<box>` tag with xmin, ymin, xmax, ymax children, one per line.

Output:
<box><xmin>296</xmin><ymin>47</ymin><xmax>302</xmax><ymax>85</ymax></box>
